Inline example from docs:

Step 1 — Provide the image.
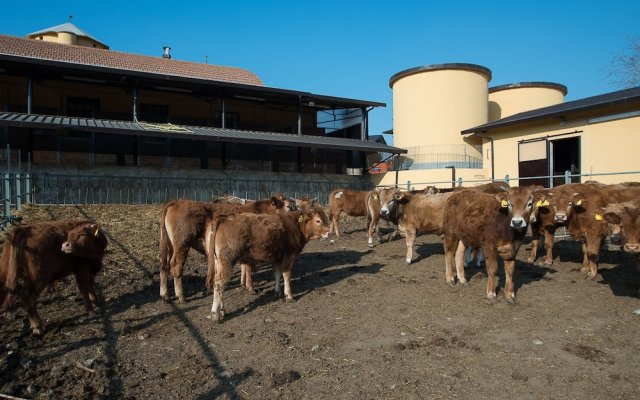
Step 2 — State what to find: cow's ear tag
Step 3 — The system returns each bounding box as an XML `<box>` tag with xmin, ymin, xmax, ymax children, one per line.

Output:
<box><xmin>298</xmin><ymin>215</ymin><xmax>306</xmax><ymax>223</ymax></box>
<box><xmin>576</xmin><ymin>199</ymin><xmax>583</xmax><ymax>206</ymax></box>
<box><xmin>535</xmin><ymin>200</ymin><xmax>542</xmax><ymax>207</ymax></box>
<box><xmin>91</xmin><ymin>224</ymin><xmax>100</xmax><ymax>237</ymax></box>
<box><xmin>373</xmin><ymin>194</ymin><xmax>378</xmax><ymax>200</ymax></box>
<box><xmin>542</xmin><ymin>200</ymin><xmax>549</xmax><ymax>207</ymax></box>
<box><xmin>594</xmin><ymin>213</ymin><xmax>603</xmax><ymax>221</ymax></box>
<box><xmin>501</xmin><ymin>200</ymin><xmax>509</xmax><ymax>208</ymax></box>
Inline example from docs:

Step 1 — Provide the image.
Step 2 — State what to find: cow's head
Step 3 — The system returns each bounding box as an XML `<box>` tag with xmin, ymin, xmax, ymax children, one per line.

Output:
<box><xmin>529</xmin><ymin>190</ymin><xmax>554</xmax><ymax>225</ymax></box>
<box><xmin>550</xmin><ymin>190</ymin><xmax>585</xmax><ymax>225</ymax></box>
<box><xmin>61</xmin><ymin>223</ymin><xmax>108</xmax><ymax>259</ymax></box>
<box><xmin>496</xmin><ymin>186</ymin><xmax>536</xmax><ymax>232</ymax></box>
<box><xmin>300</xmin><ymin>207</ymin><xmax>331</xmax><ymax>239</ymax></box>
<box><xmin>378</xmin><ymin>188</ymin><xmax>401</xmax><ymax>222</ymax></box>
<box><xmin>602</xmin><ymin>202</ymin><xmax>640</xmax><ymax>253</ymax></box>
<box><xmin>295</xmin><ymin>197</ymin><xmax>320</xmax><ymax>213</ymax></box>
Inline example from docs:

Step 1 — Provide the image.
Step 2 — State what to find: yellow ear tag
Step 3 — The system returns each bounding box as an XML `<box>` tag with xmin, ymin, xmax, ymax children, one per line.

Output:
<box><xmin>594</xmin><ymin>213</ymin><xmax>603</xmax><ymax>221</ymax></box>
<box><xmin>501</xmin><ymin>200</ymin><xmax>509</xmax><ymax>208</ymax></box>
<box><xmin>542</xmin><ymin>200</ymin><xmax>549</xmax><ymax>207</ymax></box>
<box><xmin>298</xmin><ymin>215</ymin><xmax>306</xmax><ymax>223</ymax></box>
<box><xmin>373</xmin><ymin>194</ymin><xmax>378</xmax><ymax>200</ymax></box>
<box><xmin>576</xmin><ymin>199</ymin><xmax>583</xmax><ymax>206</ymax></box>
<box><xmin>535</xmin><ymin>200</ymin><xmax>542</xmax><ymax>207</ymax></box>
<box><xmin>94</xmin><ymin>228</ymin><xmax>100</xmax><ymax>237</ymax></box>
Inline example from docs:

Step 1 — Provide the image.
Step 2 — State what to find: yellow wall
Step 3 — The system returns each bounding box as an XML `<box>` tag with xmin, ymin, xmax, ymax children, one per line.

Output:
<box><xmin>371</xmin><ymin>167</ymin><xmax>489</xmax><ymax>189</ymax></box>
<box><xmin>486</xmin><ymin>113</ymin><xmax>640</xmax><ymax>184</ymax></box>
<box><xmin>489</xmin><ymin>86</ymin><xmax>565</xmax><ymax>121</ymax></box>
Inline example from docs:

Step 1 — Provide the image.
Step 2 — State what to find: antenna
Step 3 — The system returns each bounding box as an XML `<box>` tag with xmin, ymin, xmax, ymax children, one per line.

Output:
<box><xmin>205</xmin><ymin>54</ymin><xmax>208</xmax><ymax>64</ymax></box>
<box><xmin>68</xmin><ymin>15</ymin><xmax>73</xmax><ymax>21</ymax></box>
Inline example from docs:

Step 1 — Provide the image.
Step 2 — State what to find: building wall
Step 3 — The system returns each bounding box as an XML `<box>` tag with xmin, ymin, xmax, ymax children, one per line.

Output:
<box><xmin>487</xmin><ymin>113</ymin><xmax>640</xmax><ymax>185</ymax></box>
<box><xmin>370</xmin><ymin>167</ymin><xmax>489</xmax><ymax>189</ymax></box>
<box><xmin>489</xmin><ymin>86</ymin><xmax>565</xmax><ymax>121</ymax></box>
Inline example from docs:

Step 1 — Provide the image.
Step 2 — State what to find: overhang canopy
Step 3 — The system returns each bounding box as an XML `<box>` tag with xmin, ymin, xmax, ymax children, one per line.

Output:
<box><xmin>0</xmin><ymin>112</ymin><xmax>406</xmax><ymax>154</ymax></box>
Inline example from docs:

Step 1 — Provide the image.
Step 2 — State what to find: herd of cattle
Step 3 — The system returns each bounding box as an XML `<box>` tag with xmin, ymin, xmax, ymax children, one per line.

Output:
<box><xmin>1</xmin><ymin>180</ymin><xmax>639</xmax><ymax>336</ymax></box>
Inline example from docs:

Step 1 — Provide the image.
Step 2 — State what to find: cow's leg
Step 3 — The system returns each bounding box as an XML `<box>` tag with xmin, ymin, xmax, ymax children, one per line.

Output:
<box><xmin>484</xmin><ymin>246</ymin><xmax>499</xmax><ymax>301</ymax></box>
<box><xmin>210</xmin><ymin>257</ymin><xmax>229</xmax><ymax>322</ymax></box>
<box><xmin>23</xmin><ymin>285</ymin><xmax>44</xmax><ymax>336</ymax></box>
<box><xmin>273</xmin><ymin>268</ymin><xmax>283</xmax><ymax>299</ymax></box>
<box><xmin>241</xmin><ymin>263</ymin><xmax>256</xmax><ymax>293</ymax></box>
<box><xmin>74</xmin><ymin>267</ymin><xmax>99</xmax><ymax>312</ymax></box>
<box><xmin>543</xmin><ymin>228</ymin><xmax>555</xmax><ymax>266</ymax></box>
<box><xmin>405</xmin><ymin>228</ymin><xmax>416</xmax><ymax>264</ymax></box>
<box><xmin>584</xmin><ymin>235</ymin><xmax>602</xmax><ymax>279</ymax></box>
<box><xmin>443</xmin><ymin>233</ymin><xmax>458</xmax><ymax>285</ymax></box>
<box><xmin>331</xmin><ymin>211</ymin><xmax>342</xmax><ymax>237</ymax></box>
<box><xmin>170</xmin><ymin>247</ymin><xmax>189</xmax><ymax>303</ymax></box>
<box><xmin>367</xmin><ymin>213</ymin><xmax>375</xmax><ymax>247</ymax></box>
<box><xmin>503</xmin><ymin>259</ymin><xmax>516</xmax><ymax>304</ymax></box>
<box><xmin>454</xmin><ymin>241</ymin><xmax>468</xmax><ymax>284</ymax></box>
<box><xmin>528</xmin><ymin>230</ymin><xmax>540</xmax><ymax>263</ymax></box>
<box><xmin>580</xmin><ymin>242</ymin><xmax>589</xmax><ymax>274</ymax></box>
<box><xmin>280</xmin><ymin>257</ymin><xmax>296</xmax><ymax>301</ymax></box>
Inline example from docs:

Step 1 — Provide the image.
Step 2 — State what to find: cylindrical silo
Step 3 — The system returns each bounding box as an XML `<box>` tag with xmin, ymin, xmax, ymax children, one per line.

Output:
<box><xmin>389</xmin><ymin>63</ymin><xmax>492</xmax><ymax>151</ymax></box>
<box><xmin>488</xmin><ymin>82</ymin><xmax>567</xmax><ymax>121</ymax></box>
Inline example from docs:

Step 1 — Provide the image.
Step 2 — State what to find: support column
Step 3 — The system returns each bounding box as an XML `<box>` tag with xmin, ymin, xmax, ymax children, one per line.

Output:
<box><xmin>132</xmin><ymin>82</ymin><xmax>138</xmax><ymax>121</ymax></box>
<box><xmin>221</xmin><ymin>95</ymin><xmax>226</xmax><ymax>128</ymax></box>
<box><xmin>27</xmin><ymin>78</ymin><xmax>33</xmax><ymax>114</ymax></box>
<box><xmin>297</xmin><ymin>96</ymin><xmax>302</xmax><ymax>135</ymax></box>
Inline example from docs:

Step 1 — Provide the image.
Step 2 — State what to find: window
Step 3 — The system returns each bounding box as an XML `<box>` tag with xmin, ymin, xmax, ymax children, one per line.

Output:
<box><xmin>139</xmin><ymin>103</ymin><xmax>169</xmax><ymax>123</ymax></box>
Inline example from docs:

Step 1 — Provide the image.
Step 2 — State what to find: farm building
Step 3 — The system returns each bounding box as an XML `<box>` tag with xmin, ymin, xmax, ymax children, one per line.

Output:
<box><xmin>0</xmin><ymin>22</ymin><xmax>405</xmax><ymax>205</ymax></box>
<box><xmin>374</xmin><ymin>63</ymin><xmax>640</xmax><ymax>188</ymax></box>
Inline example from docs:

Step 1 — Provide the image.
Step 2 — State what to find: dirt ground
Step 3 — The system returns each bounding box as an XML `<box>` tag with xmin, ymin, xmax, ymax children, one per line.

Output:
<box><xmin>1</xmin><ymin>203</ymin><xmax>639</xmax><ymax>399</ymax></box>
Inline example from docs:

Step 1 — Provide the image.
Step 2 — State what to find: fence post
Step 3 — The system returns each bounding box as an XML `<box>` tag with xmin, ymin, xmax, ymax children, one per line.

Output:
<box><xmin>407</xmin><ymin>181</ymin><xmax>412</xmax><ymax>190</ymax></box>
<box><xmin>3</xmin><ymin>172</ymin><xmax>10</xmax><ymax>215</ymax></box>
<box><xmin>15</xmin><ymin>173</ymin><xmax>21</xmax><ymax>209</ymax></box>
<box><xmin>504</xmin><ymin>174</ymin><xmax>510</xmax><ymax>185</ymax></box>
<box><xmin>564</xmin><ymin>170</ymin><xmax>571</xmax><ymax>184</ymax></box>
<box><xmin>25</xmin><ymin>173</ymin><xmax>31</xmax><ymax>204</ymax></box>
<box><xmin>458</xmin><ymin>177</ymin><xmax>462</xmax><ymax>187</ymax></box>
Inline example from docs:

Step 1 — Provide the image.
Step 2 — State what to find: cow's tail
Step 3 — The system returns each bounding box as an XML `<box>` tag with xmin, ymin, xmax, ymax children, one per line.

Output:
<box><xmin>159</xmin><ymin>201</ymin><xmax>174</xmax><ymax>275</ymax></box>
<box><xmin>1</xmin><ymin>229</ymin><xmax>24</xmax><ymax>310</ymax></box>
<box><xmin>205</xmin><ymin>218</ymin><xmax>222</xmax><ymax>291</ymax></box>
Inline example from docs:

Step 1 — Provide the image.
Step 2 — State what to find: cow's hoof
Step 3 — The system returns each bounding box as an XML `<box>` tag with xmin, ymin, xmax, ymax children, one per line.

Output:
<box><xmin>368</xmin><ymin>243</ymin><xmax>374</xmax><ymax>248</ymax></box>
<box><xmin>446</xmin><ymin>279</ymin><xmax>456</xmax><ymax>287</ymax></box>
<box><xmin>285</xmin><ymin>296</ymin><xmax>296</xmax><ymax>303</ymax></box>
<box><xmin>506</xmin><ymin>296</ymin><xmax>517</xmax><ymax>305</ymax></box>
<box><xmin>176</xmin><ymin>297</ymin><xmax>187</xmax><ymax>304</ymax></box>
<box><xmin>160</xmin><ymin>295</ymin><xmax>171</xmax><ymax>303</ymax></box>
<box><xmin>527</xmin><ymin>257</ymin><xmax>535</xmax><ymax>263</ymax></box>
<box><xmin>31</xmin><ymin>328</ymin><xmax>43</xmax><ymax>337</ymax></box>
<box><xmin>246</xmin><ymin>288</ymin><xmax>258</xmax><ymax>296</ymax></box>
<box><xmin>485</xmin><ymin>296</ymin><xmax>497</xmax><ymax>305</ymax></box>
<box><xmin>459</xmin><ymin>280</ymin><xmax>469</xmax><ymax>287</ymax></box>
<box><xmin>405</xmin><ymin>258</ymin><xmax>412</xmax><ymax>264</ymax></box>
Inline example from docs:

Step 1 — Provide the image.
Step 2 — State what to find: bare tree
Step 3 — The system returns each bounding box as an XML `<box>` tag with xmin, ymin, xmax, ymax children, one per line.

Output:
<box><xmin>608</xmin><ymin>36</ymin><xmax>640</xmax><ymax>88</ymax></box>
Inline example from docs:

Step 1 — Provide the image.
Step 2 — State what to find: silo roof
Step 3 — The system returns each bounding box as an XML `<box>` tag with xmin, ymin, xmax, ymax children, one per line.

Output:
<box><xmin>389</xmin><ymin>63</ymin><xmax>492</xmax><ymax>88</ymax></box>
<box><xmin>489</xmin><ymin>82</ymin><xmax>568</xmax><ymax>96</ymax></box>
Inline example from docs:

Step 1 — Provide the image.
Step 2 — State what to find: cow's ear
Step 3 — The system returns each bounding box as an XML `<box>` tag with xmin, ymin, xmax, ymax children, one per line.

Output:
<box><xmin>90</xmin><ymin>224</ymin><xmax>100</xmax><ymax>237</ymax></box>
<box><xmin>602</xmin><ymin>211</ymin><xmax>620</xmax><ymax>225</ymax></box>
<box><xmin>495</xmin><ymin>193</ymin><xmax>509</xmax><ymax>208</ymax></box>
<box><xmin>572</xmin><ymin>194</ymin><xmax>587</xmax><ymax>210</ymax></box>
<box><xmin>396</xmin><ymin>192</ymin><xmax>406</xmax><ymax>202</ymax></box>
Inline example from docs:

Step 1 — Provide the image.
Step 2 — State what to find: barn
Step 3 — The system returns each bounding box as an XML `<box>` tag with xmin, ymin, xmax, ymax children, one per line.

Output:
<box><xmin>0</xmin><ymin>22</ymin><xmax>406</xmax><ymax>207</ymax></box>
<box><xmin>374</xmin><ymin>63</ymin><xmax>640</xmax><ymax>189</ymax></box>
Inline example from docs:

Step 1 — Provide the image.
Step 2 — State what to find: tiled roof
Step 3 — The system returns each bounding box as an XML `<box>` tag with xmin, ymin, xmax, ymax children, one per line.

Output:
<box><xmin>0</xmin><ymin>34</ymin><xmax>264</xmax><ymax>86</ymax></box>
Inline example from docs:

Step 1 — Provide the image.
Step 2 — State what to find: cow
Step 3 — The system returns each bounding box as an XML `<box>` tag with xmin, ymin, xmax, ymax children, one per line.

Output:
<box><xmin>378</xmin><ymin>188</ymin><xmax>454</xmax><ymax>264</ymax></box>
<box><xmin>0</xmin><ymin>220</ymin><xmax>108</xmax><ymax>336</ymax></box>
<box><xmin>327</xmin><ymin>188</ymin><xmax>369</xmax><ymax>237</ymax></box>
<box><xmin>442</xmin><ymin>186</ymin><xmax>536</xmax><ymax>303</ymax></box>
<box><xmin>550</xmin><ymin>182</ymin><xmax>640</xmax><ymax>279</ymax></box>
<box><xmin>602</xmin><ymin>201</ymin><xmax>640</xmax><ymax>294</ymax></box>
<box><xmin>527</xmin><ymin>188</ymin><xmax>558</xmax><ymax>265</ymax></box>
<box><xmin>206</xmin><ymin>208</ymin><xmax>330</xmax><ymax>321</ymax></box>
<box><xmin>159</xmin><ymin>196</ymin><xmax>290</xmax><ymax>303</ymax></box>
<box><xmin>294</xmin><ymin>196</ymin><xmax>320</xmax><ymax>213</ymax></box>
<box><xmin>364</xmin><ymin>188</ymin><xmax>399</xmax><ymax>247</ymax></box>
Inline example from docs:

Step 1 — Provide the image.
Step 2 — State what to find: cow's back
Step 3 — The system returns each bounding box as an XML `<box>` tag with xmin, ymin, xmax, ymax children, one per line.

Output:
<box><xmin>444</xmin><ymin>190</ymin><xmax>508</xmax><ymax>247</ymax></box>
<box><xmin>329</xmin><ymin>189</ymin><xmax>368</xmax><ymax>217</ymax></box>
<box><xmin>398</xmin><ymin>192</ymin><xmax>453</xmax><ymax>234</ymax></box>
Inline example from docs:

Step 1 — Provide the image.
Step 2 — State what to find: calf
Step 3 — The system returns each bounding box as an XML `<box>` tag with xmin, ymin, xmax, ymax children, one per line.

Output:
<box><xmin>159</xmin><ymin>196</ymin><xmax>289</xmax><ymax>303</ymax></box>
<box><xmin>442</xmin><ymin>186</ymin><xmax>536</xmax><ymax>303</ymax></box>
<box><xmin>327</xmin><ymin>188</ymin><xmax>369</xmax><ymax>237</ymax></box>
<box><xmin>365</xmin><ymin>188</ymin><xmax>396</xmax><ymax>247</ymax></box>
<box><xmin>0</xmin><ymin>220</ymin><xmax>108</xmax><ymax>336</ymax></box>
<box><xmin>206</xmin><ymin>208</ymin><xmax>330</xmax><ymax>321</ymax></box>
<box><xmin>527</xmin><ymin>189</ymin><xmax>558</xmax><ymax>265</ymax></box>
<box><xmin>379</xmin><ymin>189</ymin><xmax>453</xmax><ymax>264</ymax></box>
<box><xmin>602</xmin><ymin>201</ymin><xmax>640</xmax><ymax>294</ymax></box>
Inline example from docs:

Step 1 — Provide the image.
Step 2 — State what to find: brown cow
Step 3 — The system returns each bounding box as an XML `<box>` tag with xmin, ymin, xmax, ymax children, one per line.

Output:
<box><xmin>364</xmin><ymin>188</ymin><xmax>397</xmax><ymax>247</ymax></box>
<box><xmin>602</xmin><ymin>201</ymin><xmax>640</xmax><ymax>294</ymax></box>
<box><xmin>206</xmin><ymin>208</ymin><xmax>330</xmax><ymax>321</ymax></box>
<box><xmin>0</xmin><ymin>220</ymin><xmax>108</xmax><ymax>336</ymax></box>
<box><xmin>527</xmin><ymin>188</ymin><xmax>558</xmax><ymax>265</ymax></box>
<box><xmin>443</xmin><ymin>186</ymin><xmax>536</xmax><ymax>303</ymax></box>
<box><xmin>379</xmin><ymin>189</ymin><xmax>454</xmax><ymax>264</ymax></box>
<box><xmin>550</xmin><ymin>182</ymin><xmax>640</xmax><ymax>278</ymax></box>
<box><xmin>159</xmin><ymin>196</ymin><xmax>289</xmax><ymax>303</ymax></box>
<box><xmin>327</xmin><ymin>188</ymin><xmax>369</xmax><ymax>237</ymax></box>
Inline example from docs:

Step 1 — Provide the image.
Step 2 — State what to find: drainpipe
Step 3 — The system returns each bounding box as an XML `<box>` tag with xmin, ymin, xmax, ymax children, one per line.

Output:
<box><xmin>474</xmin><ymin>132</ymin><xmax>494</xmax><ymax>181</ymax></box>
<box><xmin>27</xmin><ymin>78</ymin><xmax>33</xmax><ymax>114</ymax></box>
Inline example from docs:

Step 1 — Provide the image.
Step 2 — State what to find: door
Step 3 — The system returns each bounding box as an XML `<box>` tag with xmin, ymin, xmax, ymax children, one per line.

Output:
<box><xmin>550</xmin><ymin>136</ymin><xmax>581</xmax><ymax>186</ymax></box>
<box><xmin>518</xmin><ymin>139</ymin><xmax>549</xmax><ymax>187</ymax></box>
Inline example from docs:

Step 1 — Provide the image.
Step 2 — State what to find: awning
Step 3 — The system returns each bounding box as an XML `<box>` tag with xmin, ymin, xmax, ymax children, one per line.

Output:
<box><xmin>0</xmin><ymin>112</ymin><xmax>406</xmax><ymax>154</ymax></box>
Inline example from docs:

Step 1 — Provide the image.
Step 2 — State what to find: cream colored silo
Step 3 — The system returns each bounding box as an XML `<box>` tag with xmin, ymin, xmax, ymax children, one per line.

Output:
<box><xmin>389</xmin><ymin>63</ymin><xmax>492</xmax><ymax>150</ymax></box>
<box><xmin>488</xmin><ymin>82</ymin><xmax>567</xmax><ymax>121</ymax></box>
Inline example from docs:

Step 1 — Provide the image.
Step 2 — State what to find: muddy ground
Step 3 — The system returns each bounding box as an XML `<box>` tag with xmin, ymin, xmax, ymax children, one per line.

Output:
<box><xmin>0</xmin><ymin>203</ymin><xmax>639</xmax><ymax>399</ymax></box>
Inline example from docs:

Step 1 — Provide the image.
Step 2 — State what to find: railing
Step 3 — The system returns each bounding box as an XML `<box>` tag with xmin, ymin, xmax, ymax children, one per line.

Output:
<box><xmin>398</xmin><ymin>144</ymin><xmax>483</xmax><ymax>170</ymax></box>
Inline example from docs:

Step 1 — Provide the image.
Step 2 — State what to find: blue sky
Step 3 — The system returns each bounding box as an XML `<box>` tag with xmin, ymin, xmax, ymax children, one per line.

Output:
<box><xmin>3</xmin><ymin>1</ymin><xmax>639</xmax><ymax>140</ymax></box>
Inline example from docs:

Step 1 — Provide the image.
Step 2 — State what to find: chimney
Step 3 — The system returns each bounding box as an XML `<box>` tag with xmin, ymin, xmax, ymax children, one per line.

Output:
<box><xmin>162</xmin><ymin>46</ymin><xmax>171</xmax><ymax>59</ymax></box>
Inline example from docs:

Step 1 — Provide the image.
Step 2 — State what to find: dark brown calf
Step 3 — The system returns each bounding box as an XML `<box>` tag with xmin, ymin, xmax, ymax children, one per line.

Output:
<box><xmin>443</xmin><ymin>186</ymin><xmax>536</xmax><ymax>303</ymax></box>
<box><xmin>603</xmin><ymin>201</ymin><xmax>640</xmax><ymax>294</ymax></box>
<box><xmin>206</xmin><ymin>208</ymin><xmax>330</xmax><ymax>321</ymax></box>
<box><xmin>0</xmin><ymin>220</ymin><xmax>108</xmax><ymax>336</ymax></box>
<box><xmin>159</xmin><ymin>196</ymin><xmax>288</xmax><ymax>303</ymax></box>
